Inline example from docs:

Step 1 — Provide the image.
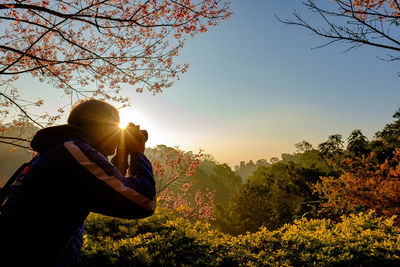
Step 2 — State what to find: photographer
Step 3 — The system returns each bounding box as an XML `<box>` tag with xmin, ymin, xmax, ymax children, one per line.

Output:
<box><xmin>0</xmin><ymin>99</ymin><xmax>156</xmax><ymax>266</ymax></box>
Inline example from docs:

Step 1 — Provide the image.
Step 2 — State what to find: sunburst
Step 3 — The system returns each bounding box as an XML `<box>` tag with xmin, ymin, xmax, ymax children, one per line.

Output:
<box><xmin>117</xmin><ymin>107</ymin><xmax>159</xmax><ymax>146</ymax></box>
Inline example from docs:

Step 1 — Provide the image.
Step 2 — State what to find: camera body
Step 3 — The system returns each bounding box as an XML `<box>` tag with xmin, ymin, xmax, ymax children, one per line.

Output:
<box><xmin>112</xmin><ymin>123</ymin><xmax>148</xmax><ymax>173</ymax></box>
<box><xmin>118</xmin><ymin>123</ymin><xmax>148</xmax><ymax>154</ymax></box>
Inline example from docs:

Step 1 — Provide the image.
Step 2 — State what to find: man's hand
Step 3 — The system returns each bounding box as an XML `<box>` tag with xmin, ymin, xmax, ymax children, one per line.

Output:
<box><xmin>123</xmin><ymin>123</ymin><xmax>147</xmax><ymax>155</ymax></box>
<box><xmin>111</xmin><ymin>147</ymin><xmax>129</xmax><ymax>175</ymax></box>
<box><xmin>111</xmin><ymin>123</ymin><xmax>148</xmax><ymax>175</ymax></box>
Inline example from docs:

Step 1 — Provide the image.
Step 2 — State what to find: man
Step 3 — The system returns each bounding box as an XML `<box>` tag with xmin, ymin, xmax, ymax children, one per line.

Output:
<box><xmin>0</xmin><ymin>99</ymin><xmax>156</xmax><ymax>266</ymax></box>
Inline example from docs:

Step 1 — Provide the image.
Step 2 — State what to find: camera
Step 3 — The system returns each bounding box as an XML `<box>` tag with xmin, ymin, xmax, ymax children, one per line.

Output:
<box><xmin>118</xmin><ymin>123</ymin><xmax>148</xmax><ymax>153</ymax></box>
<box><xmin>112</xmin><ymin>123</ymin><xmax>148</xmax><ymax>171</ymax></box>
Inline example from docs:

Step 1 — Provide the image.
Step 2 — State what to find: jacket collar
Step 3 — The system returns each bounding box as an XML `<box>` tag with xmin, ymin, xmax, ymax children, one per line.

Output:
<box><xmin>30</xmin><ymin>124</ymin><xmax>92</xmax><ymax>152</ymax></box>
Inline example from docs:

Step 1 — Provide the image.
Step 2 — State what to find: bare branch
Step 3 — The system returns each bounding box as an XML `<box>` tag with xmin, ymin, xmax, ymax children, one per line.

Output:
<box><xmin>278</xmin><ymin>0</ymin><xmax>400</xmax><ymax>57</ymax></box>
<box><xmin>0</xmin><ymin>139</ymin><xmax>30</xmax><ymax>149</ymax></box>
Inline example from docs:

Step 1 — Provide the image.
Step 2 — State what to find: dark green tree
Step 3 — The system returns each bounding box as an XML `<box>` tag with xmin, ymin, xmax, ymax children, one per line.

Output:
<box><xmin>256</xmin><ymin>159</ymin><xmax>269</xmax><ymax>168</ymax></box>
<box><xmin>270</xmin><ymin>157</ymin><xmax>279</xmax><ymax>164</ymax></box>
<box><xmin>295</xmin><ymin>140</ymin><xmax>313</xmax><ymax>153</ymax></box>
<box><xmin>318</xmin><ymin>134</ymin><xmax>344</xmax><ymax>163</ymax></box>
<box><xmin>281</xmin><ymin>153</ymin><xmax>299</xmax><ymax>163</ymax></box>
<box><xmin>190</xmin><ymin>163</ymin><xmax>241</xmax><ymax>207</ymax></box>
<box><xmin>318</xmin><ymin>134</ymin><xmax>344</xmax><ymax>155</ymax></box>
<box><xmin>208</xmin><ymin>164</ymin><xmax>242</xmax><ymax>206</ymax></box>
<box><xmin>347</xmin><ymin>129</ymin><xmax>369</xmax><ymax>157</ymax></box>
<box><xmin>222</xmin><ymin>158</ymin><xmax>329</xmax><ymax>235</ymax></box>
<box><xmin>370</xmin><ymin>107</ymin><xmax>400</xmax><ymax>163</ymax></box>
<box><xmin>375</xmin><ymin>108</ymin><xmax>400</xmax><ymax>146</ymax></box>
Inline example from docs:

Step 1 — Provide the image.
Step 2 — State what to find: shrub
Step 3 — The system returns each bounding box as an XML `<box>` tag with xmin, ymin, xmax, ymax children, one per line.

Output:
<box><xmin>79</xmin><ymin>209</ymin><xmax>400</xmax><ymax>266</ymax></box>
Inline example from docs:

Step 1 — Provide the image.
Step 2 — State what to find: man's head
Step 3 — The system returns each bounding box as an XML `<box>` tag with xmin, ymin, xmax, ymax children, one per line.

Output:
<box><xmin>68</xmin><ymin>99</ymin><xmax>120</xmax><ymax>156</ymax></box>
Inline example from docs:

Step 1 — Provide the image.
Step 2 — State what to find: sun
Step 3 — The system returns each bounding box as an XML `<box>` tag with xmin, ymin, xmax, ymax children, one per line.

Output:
<box><xmin>117</xmin><ymin>107</ymin><xmax>163</xmax><ymax>146</ymax></box>
<box><xmin>119</xmin><ymin>111</ymin><xmax>131</xmax><ymax>129</ymax></box>
<box><xmin>119</xmin><ymin>109</ymin><xmax>135</xmax><ymax>130</ymax></box>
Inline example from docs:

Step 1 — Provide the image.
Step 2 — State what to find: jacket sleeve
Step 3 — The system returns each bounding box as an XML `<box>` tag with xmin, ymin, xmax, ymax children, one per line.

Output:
<box><xmin>63</xmin><ymin>140</ymin><xmax>156</xmax><ymax>219</ymax></box>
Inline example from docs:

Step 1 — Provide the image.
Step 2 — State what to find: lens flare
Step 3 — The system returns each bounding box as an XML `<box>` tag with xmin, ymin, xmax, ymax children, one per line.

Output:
<box><xmin>117</xmin><ymin>107</ymin><xmax>160</xmax><ymax>146</ymax></box>
<box><xmin>119</xmin><ymin>120</ymin><xmax>129</xmax><ymax>130</ymax></box>
<box><xmin>118</xmin><ymin>110</ymin><xmax>131</xmax><ymax>129</ymax></box>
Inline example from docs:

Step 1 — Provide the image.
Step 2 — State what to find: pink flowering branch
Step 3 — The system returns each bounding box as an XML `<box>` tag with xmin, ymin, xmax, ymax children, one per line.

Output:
<box><xmin>0</xmin><ymin>0</ymin><xmax>231</xmax><ymax>146</ymax></box>
<box><xmin>148</xmin><ymin>145</ymin><xmax>215</xmax><ymax>221</ymax></box>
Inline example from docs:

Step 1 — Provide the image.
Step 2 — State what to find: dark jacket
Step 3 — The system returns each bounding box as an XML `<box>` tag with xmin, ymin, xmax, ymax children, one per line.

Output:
<box><xmin>0</xmin><ymin>125</ymin><xmax>156</xmax><ymax>266</ymax></box>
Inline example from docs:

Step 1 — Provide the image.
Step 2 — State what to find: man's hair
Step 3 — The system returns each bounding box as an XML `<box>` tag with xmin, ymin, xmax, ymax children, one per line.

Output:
<box><xmin>67</xmin><ymin>99</ymin><xmax>119</xmax><ymax>132</ymax></box>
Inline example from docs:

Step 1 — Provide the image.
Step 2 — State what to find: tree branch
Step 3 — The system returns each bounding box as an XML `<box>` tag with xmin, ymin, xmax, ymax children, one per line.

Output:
<box><xmin>0</xmin><ymin>92</ymin><xmax>44</xmax><ymax>128</ymax></box>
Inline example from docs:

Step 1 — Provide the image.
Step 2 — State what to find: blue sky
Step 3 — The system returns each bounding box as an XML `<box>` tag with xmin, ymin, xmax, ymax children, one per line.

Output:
<box><xmin>156</xmin><ymin>0</ymin><xmax>400</xmax><ymax>165</ymax></box>
<box><xmin>8</xmin><ymin>1</ymin><xmax>400</xmax><ymax>167</ymax></box>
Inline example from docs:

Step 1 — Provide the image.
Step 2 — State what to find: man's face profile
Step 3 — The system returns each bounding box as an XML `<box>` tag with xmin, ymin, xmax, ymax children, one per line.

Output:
<box><xmin>93</xmin><ymin>113</ymin><xmax>121</xmax><ymax>156</ymax></box>
<box><xmin>67</xmin><ymin>99</ymin><xmax>122</xmax><ymax>156</ymax></box>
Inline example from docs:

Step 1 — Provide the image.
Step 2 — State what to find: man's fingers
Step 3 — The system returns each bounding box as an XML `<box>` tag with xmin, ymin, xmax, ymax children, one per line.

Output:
<box><xmin>123</xmin><ymin>123</ymin><xmax>147</xmax><ymax>154</ymax></box>
<box><xmin>127</xmin><ymin>123</ymin><xmax>140</xmax><ymax>132</ymax></box>
<box><xmin>126</xmin><ymin>123</ymin><xmax>147</xmax><ymax>141</ymax></box>
<box><xmin>127</xmin><ymin>123</ymin><xmax>140</xmax><ymax>130</ymax></box>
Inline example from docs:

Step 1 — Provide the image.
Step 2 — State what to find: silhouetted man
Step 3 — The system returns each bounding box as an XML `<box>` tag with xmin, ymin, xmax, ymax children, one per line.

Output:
<box><xmin>0</xmin><ymin>99</ymin><xmax>156</xmax><ymax>266</ymax></box>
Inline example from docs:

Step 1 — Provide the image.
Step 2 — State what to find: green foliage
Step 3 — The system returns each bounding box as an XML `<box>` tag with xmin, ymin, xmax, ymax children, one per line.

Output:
<box><xmin>294</xmin><ymin>149</ymin><xmax>330</xmax><ymax>173</ymax></box>
<box><xmin>79</xmin><ymin>209</ymin><xmax>400</xmax><ymax>266</ymax></box>
<box><xmin>281</xmin><ymin>153</ymin><xmax>299</xmax><ymax>163</ymax></box>
<box><xmin>198</xmin><ymin>156</ymin><xmax>217</xmax><ymax>176</ymax></box>
<box><xmin>347</xmin><ymin>129</ymin><xmax>370</xmax><ymax>157</ymax></box>
<box><xmin>241</xmin><ymin>210</ymin><xmax>400</xmax><ymax>266</ymax></box>
<box><xmin>375</xmin><ymin>108</ymin><xmax>400</xmax><ymax>146</ymax></box>
<box><xmin>225</xmin><ymin>177</ymin><xmax>286</xmax><ymax>234</ymax></box>
<box><xmin>371</xmin><ymin>107</ymin><xmax>400</xmax><ymax>163</ymax></box>
<box><xmin>318</xmin><ymin>134</ymin><xmax>344</xmax><ymax>160</ymax></box>
<box><xmin>221</xmin><ymin>158</ymin><xmax>330</xmax><ymax>235</ymax></box>
<box><xmin>79</xmin><ymin>209</ymin><xmax>232</xmax><ymax>266</ymax></box>
<box><xmin>172</xmin><ymin>161</ymin><xmax>242</xmax><ymax>210</ymax></box>
<box><xmin>295</xmin><ymin>140</ymin><xmax>313</xmax><ymax>153</ymax></box>
<box><xmin>201</xmin><ymin>164</ymin><xmax>241</xmax><ymax>206</ymax></box>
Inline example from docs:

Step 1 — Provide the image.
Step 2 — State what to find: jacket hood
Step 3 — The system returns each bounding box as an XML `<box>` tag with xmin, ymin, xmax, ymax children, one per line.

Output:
<box><xmin>31</xmin><ymin>124</ymin><xmax>91</xmax><ymax>152</ymax></box>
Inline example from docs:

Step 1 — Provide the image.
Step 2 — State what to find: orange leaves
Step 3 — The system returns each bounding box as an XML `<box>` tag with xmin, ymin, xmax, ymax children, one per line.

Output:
<box><xmin>34</xmin><ymin>99</ymin><xmax>44</xmax><ymax>107</ymax></box>
<box><xmin>339</xmin><ymin>0</ymin><xmax>400</xmax><ymax>20</ymax></box>
<box><xmin>389</xmin><ymin>162</ymin><xmax>400</xmax><ymax>177</ymax></box>
<box><xmin>317</xmin><ymin>149</ymin><xmax>400</xmax><ymax>223</ymax></box>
